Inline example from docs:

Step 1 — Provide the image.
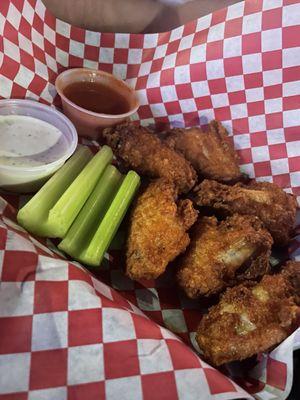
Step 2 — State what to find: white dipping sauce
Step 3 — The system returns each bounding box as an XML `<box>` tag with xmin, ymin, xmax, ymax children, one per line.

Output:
<box><xmin>0</xmin><ymin>115</ymin><xmax>68</xmax><ymax>167</ymax></box>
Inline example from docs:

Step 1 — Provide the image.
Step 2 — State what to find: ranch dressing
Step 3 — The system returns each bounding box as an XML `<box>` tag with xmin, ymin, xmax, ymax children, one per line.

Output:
<box><xmin>0</xmin><ymin>115</ymin><xmax>68</xmax><ymax>167</ymax></box>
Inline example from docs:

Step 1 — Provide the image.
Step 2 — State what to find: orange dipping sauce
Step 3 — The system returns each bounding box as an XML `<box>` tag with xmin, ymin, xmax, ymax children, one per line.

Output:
<box><xmin>63</xmin><ymin>81</ymin><xmax>130</xmax><ymax>115</ymax></box>
<box><xmin>55</xmin><ymin>68</ymin><xmax>139</xmax><ymax>139</ymax></box>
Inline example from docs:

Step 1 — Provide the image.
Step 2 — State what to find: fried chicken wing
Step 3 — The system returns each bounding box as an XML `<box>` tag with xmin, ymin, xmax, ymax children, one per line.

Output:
<box><xmin>177</xmin><ymin>214</ymin><xmax>273</xmax><ymax>298</ymax></box>
<box><xmin>163</xmin><ymin>120</ymin><xmax>242</xmax><ymax>183</ymax></box>
<box><xmin>194</xmin><ymin>179</ymin><xmax>297</xmax><ymax>245</ymax></box>
<box><xmin>103</xmin><ymin>122</ymin><xmax>197</xmax><ymax>193</ymax></box>
<box><xmin>126</xmin><ymin>179</ymin><xmax>198</xmax><ymax>280</ymax></box>
<box><xmin>196</xmin><ymin>261</ymin><xmax>300</xmax><ymax>366</ymax></box>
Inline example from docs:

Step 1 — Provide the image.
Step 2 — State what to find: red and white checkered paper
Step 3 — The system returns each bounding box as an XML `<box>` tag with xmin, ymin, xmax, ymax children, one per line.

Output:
<box><xmin>0</xmin><ymin>0</ymin><xmax>300</xmax><ymax>399</ymax></box>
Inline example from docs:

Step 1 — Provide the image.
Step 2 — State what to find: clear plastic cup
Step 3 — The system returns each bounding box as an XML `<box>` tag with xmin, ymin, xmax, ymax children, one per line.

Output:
<box><xmin>0</xmin><ymin>99</ymin><xmax>78</xmax><ymax>193</ymax></box>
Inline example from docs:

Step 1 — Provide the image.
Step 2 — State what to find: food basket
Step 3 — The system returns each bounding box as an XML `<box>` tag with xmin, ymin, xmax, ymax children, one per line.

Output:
<box><xmin>0</xmin><ymin>0</ymin><xmax>299</xmax><ymax>399</ymax></box>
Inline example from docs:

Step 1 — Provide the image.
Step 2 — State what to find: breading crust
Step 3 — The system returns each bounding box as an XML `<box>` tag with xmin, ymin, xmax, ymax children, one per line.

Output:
<box><xmin>177</xmin><ymin>214</ymin><xmax>273</xmax><ymax>298</ymax></box>
<box><xmin>126</xmin><ymin>179</ymin><xmax>198</xmax><ymax>280</ymax></box>
<box><xmin>194</xmin><ymin>179</ymin><xmax>297</xmax><ymax>245</ymax></box>
<box><xmin>196</xmin><ymin>261</ymin><xmax>300</xmax><ymax>366</ymax></box>
<box><xmin>103</xmin><ymin>122</ymin><xmax>197</xmax><ymax>193</ymax></box>
<box><xmin>163</xmin><ymin>120</ymin><xmax>242</xmax><ymax>183</ymax></box>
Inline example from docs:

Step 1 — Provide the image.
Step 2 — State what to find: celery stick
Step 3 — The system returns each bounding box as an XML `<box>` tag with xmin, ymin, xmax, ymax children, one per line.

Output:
<box><xmin>79</xmin><ymin>170</ymin><xmax>140</xmax><ymax>267</ymax></box>
<box><xmin>58</xmin><ymin>164</ymin><xmax>122</xmax><ymax>258</ymax></box>
<box><xmin>17</xmin><ymin>146</ymin><xmax>92</xmax><ymax>237</ymax></box>
<box><xmin>46</xmin><ymin>145</ymin><xmax>113</xmax><ymax>238</ymax></box>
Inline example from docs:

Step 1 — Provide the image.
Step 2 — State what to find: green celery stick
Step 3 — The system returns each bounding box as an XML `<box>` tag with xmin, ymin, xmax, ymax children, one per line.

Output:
<box><xmin>17</xmin><ymin>146</ymin><xmax>92</xmax><ymax>237</ymax></box>
<box><xmin>58</xmin><ymin>164</ymin><xmax>122</xmax><ymax>258</ymax></box>
<box><xmin>46</xmin><ymin>145</ymin><xmax>113</xmax><ymax>238</ymax></box>
<box><xmin>79</xmin><ymin>170</ymin><xmax>140</xmax><ymax>267</ymax></box>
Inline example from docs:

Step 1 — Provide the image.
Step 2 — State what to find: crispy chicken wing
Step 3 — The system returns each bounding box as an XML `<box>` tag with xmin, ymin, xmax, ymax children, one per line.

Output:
<box><xmin>163</xmin><ymin>120</ymin><xmax>242</xmax><ymax>183</ymax></box>
<box><xmin>126</xmin><ymin>179</ymin><xmax>198</xmax><ymax>280</ymax></box>
<box><xmin>177</xmin><ymin>214</ymin><xmax>273</xmax><ymax>298</ymax></box>
<box><xmin>194</xmin><ymin>179</ymin><xmax>297</xmax><ymax>245</ymax></box>
<box><xmin>196</xmin><ymin>261</ymin><xmax>300</xmax><ymax>366</ymax></box>
<box><xmin>103</xmin><ymin>122</ymin><xmax>197</xmax><ymax>193</ymax></box>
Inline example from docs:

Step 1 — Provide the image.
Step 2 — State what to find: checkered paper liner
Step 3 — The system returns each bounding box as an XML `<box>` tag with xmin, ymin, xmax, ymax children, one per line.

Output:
<box><xmin>0</xmin><ymin>0</ymin><xmax>300</xmax><ymax>399</ymax></box>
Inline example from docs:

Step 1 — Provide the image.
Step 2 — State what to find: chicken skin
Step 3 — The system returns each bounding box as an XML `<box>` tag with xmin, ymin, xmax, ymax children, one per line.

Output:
<box><xmin>126</xmin><ymin>179</ymin><xmax>198</xmax><ymax>280</ymax></box>
<box><xmin>196</xmin><ymin>261</ymin><xmax>300</xmax><ymax>366</ymax></box>
<box><xmin>103</xmin><ymin>122</ymin><xmax>197</xmax><ymax>193</ymax></box>
<box><xmin>194</xmin><ymin>179</ymin><xmax>297</xmax><ymax>245</ymax></box>
<box><xmin>177</xmin><ymin>214</ymin><xmax>273</xmax><ymax>298</ymax></box>
<box><xmin>163</xmin><ymin>120</ymin><xmax>242</xmax><ymax>183</ymax></box>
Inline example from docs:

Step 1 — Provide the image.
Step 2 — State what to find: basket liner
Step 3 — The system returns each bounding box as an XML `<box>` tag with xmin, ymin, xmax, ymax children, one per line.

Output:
<box><xmin>0</xmin><ymin>0</ymin><xmax>300</xmax><ymax>399</ymax></box>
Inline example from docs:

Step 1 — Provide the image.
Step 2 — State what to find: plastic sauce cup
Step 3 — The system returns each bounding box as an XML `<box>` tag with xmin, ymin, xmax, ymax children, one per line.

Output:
<box><xmin>55</xmin><ymin>68</ymin><xmax>139</xmax><ymax>140</ymax></box>
<box><xmin>0</xmin><ymin>99</ymin><xmax>78</xmax><ymax>193</ymax></box>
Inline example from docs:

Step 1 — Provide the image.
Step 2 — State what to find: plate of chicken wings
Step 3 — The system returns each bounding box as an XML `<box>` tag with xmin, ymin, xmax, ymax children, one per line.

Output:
<box><xmin>102</xmin><ymin>120</ymin><xmax>299</xmax><ymax>367</ymax></box>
